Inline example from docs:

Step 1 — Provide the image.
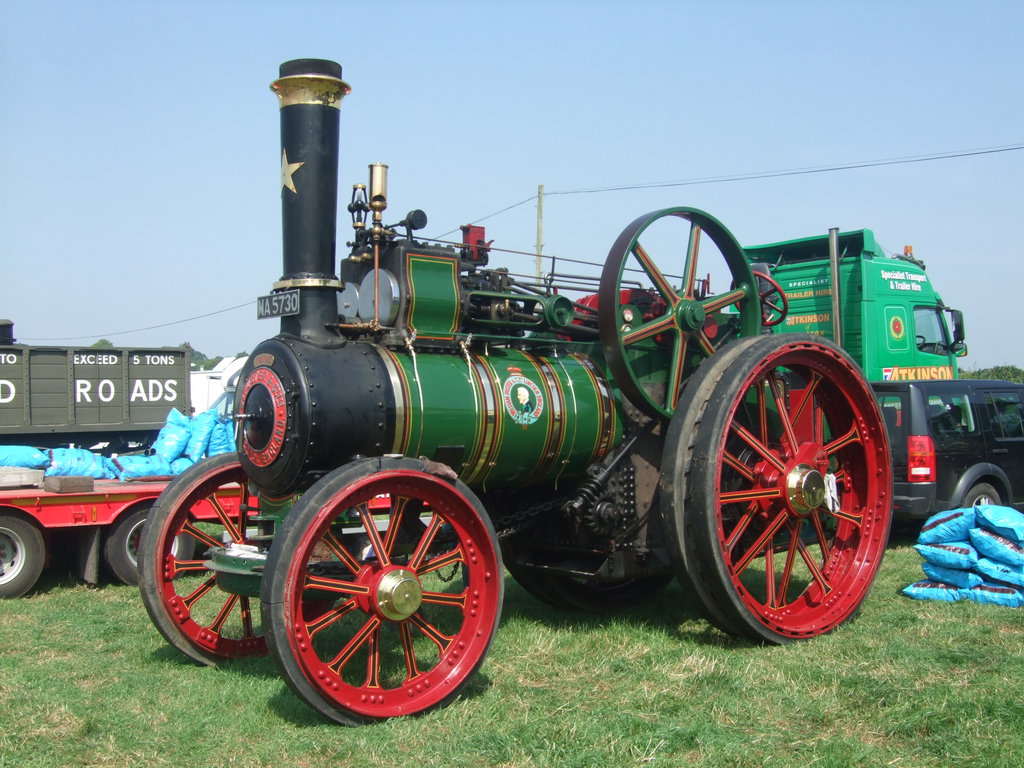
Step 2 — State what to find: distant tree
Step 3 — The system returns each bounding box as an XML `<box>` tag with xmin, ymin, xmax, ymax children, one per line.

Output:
<box><xmin>91</xmin><ymin>338</ymin><xmax>114</xmax><ymax>348</ymax></box>
<box><xmin>960</xmin><ymin>365</ymin><xmax>1024</xmax><ymax>383</ymax></box>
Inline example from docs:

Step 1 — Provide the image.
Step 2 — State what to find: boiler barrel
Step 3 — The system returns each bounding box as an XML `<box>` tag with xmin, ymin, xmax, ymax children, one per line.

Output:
<box><xmin>236</xmin><ymin>341</ymin><xmax>622</xmax><ymax>495</ymax></box>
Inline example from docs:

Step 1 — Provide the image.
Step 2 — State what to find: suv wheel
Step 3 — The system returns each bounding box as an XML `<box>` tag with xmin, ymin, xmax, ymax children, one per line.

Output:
<box><xmin>963</xmin><ymin>482</ymin><xmax>1001</xmax><ymax>508</ymax></box>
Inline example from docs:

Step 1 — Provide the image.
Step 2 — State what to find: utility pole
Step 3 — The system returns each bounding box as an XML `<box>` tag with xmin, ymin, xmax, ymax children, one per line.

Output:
<box><xmin>535</xmin><ymin>184</ymin><xmax>544</xmax><ymax>280</ymax></box>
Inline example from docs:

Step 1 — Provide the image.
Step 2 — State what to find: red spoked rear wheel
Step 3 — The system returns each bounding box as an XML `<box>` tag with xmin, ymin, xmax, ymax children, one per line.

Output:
<box><xmin>262</xmin><ymin>457</ymin><xmax>503</xmax><ymax>725</ymax></box>
<box><xmin>138</xmin><ymin>453</ymin><xmax>267</xmax><ymax>663</ymax></box>
<box><xmin>664</xmin><ymin>334</ymin><xmax>892</xmax><ymax>642</ymax></box>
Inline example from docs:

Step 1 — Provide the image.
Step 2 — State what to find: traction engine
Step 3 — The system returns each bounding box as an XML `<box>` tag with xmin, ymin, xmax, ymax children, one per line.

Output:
<box><xmin>138</xmin><ymin>59</ymin><xmax>892</xmax><ymax>725</ymax></box>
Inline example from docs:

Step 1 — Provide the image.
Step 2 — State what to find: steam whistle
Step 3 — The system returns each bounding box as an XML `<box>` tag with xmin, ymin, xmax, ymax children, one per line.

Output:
<box><xmin>369</xmin><ymin>163</ymin><xmax>389</xmax><ymax>241</ymax></box>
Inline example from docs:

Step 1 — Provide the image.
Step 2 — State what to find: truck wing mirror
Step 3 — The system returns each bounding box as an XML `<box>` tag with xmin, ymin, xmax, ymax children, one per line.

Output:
<box><xmin>949</xmin><ymin>309</ymin><xmax>965</xmax><ymax>344</ymax></box>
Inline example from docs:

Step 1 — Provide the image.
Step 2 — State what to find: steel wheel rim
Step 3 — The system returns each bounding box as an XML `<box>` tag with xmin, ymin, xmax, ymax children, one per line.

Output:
<box><xmin>598</xmin><ymin>207</ymin><xmax>761</xmax><ymax>419</ymax></box>
<box><xmin>278</xmin><ymin>469</ymin><xmax>501</xmax><ymax>719</ymax></box>
<box><xmin>709</xmin><ymin>341</ymin><xmax>890</xmax><ymax>638</ymax></box>
<box><xmin>145</xmin><ymin>459</ymin><xmax>266</xmax><ymax>658</ymax></box>
<box><xmin>0</xmin><ymin>526</ymin><xmax>25</xmax><ymax>585</ymax></box>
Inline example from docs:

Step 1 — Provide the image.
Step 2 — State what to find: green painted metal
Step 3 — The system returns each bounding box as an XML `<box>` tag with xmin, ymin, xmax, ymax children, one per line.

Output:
<box><xmin>745</xmin><ymin>229</ymin><xmax>962</xmax><ymax>382</ymax></box>
<box><xmin>378</xmin><ymin>345</ymin><xmax>621</xmax><ymax>491</ymax></box>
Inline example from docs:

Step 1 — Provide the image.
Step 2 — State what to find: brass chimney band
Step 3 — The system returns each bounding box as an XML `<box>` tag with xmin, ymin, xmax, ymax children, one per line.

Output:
<box><xmin>270</xmin><ymin>73</ymin><xmax>351</xmax><ymax>109</ymax></box>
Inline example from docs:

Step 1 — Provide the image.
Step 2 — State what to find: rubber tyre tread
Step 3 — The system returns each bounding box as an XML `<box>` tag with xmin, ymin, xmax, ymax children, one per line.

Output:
<box><xmin>660</xmin><ymin>335</ymin><xmax>766</xmax><ymax>636</ymax></box>
<box><xmin>103</xmin><ymin>504</ymin><xmax>151</xmax><ymax>586</ymax></box>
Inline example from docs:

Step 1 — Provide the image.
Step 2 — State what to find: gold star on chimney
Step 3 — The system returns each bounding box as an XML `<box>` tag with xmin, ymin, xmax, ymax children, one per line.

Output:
<box><xmin>281</xmin><ymin>149</ymin><xmax>304</xmax><ymax>193</ymax></box>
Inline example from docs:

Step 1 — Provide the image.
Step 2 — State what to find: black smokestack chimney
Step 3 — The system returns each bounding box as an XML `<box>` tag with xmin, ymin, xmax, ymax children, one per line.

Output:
<box><xmin>270</xmin><ymin>59</ymin><xmax>350</xmax><ymax>344</ymax></box>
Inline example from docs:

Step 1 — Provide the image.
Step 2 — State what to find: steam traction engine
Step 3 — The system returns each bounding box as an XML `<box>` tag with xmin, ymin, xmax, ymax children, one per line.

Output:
<box><xmin>138</xmin><ymin>59</ymin><xmax>892</xmax><ymax>725</ymax></box>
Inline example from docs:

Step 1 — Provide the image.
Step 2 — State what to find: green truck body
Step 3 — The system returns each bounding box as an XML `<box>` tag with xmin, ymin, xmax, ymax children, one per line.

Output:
<box><xmin>744</xmin><ymin>229</ymin><xmax>966</xmax><ymax>381</ymax></box>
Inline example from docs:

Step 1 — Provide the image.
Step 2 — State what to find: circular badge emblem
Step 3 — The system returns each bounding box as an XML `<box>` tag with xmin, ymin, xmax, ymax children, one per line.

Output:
<box><xmin>239</xmin><ymin>366</ymin><xmax>288</xmax><ymax>467</ymax></box>
<box><xmin>502</xmin><ymin>374</ymin><xmax>544</xmax><ymax>426</ymax></box>
<box><xmin>890</xmin><ymin>315</ymin><xmax>905</xmax><ymax>340</ymax></box>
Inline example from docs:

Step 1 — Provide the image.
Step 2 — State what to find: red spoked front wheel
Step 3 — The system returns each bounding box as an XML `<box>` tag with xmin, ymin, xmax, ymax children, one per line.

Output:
<box><xmin>137</xmin><ymin>453</ymin><xmax>267</xmax><ymax>663</ymax></box>
<box><xmin>663</xmin><ymin>334</ymin><xmax>892</xmax><ymax>642</ymax></box>
<box><xmin>262</xmin><ymin>457</ymin><xmax>503</xmax><ymax>725</ymax></box>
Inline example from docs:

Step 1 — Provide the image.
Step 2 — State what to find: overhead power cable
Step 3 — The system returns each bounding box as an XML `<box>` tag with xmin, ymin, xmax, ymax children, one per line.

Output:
<box><xmin>21</xmin><ymin>301</ymin><xmax>254</xmax><ymax>342</ymax></box>
<box><xmin>435</xmin><ymin>142</ymin><xmax>1024</xmax><ymax>237</ymax></box>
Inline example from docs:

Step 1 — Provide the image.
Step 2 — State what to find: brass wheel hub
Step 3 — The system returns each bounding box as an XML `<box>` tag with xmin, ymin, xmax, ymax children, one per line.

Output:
<box><xmin>375</xmin><ymin>569</ymin><xmax>423</xmax><ymax>621</ymax></box>
<box><xmin>786</xmin><ymin>464</ymin><xmax>826</xmax><ymax>516</ymax></box>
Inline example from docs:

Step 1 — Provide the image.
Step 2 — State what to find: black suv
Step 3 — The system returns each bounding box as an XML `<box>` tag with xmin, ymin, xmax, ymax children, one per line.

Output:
<box><xmin>872</xmin><ymin>379</ymin><xmax>1024</xmax><ymax>518</ymax></box>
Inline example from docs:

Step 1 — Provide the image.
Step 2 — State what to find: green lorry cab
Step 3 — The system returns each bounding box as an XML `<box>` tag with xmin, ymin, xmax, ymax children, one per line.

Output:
<box><xmin>744</xmin><ymin>229</ymin><xmax>966</xmax><ymax>382</ymax></box>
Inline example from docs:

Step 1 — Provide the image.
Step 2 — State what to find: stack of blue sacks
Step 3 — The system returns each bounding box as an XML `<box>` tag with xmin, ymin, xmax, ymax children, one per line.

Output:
<box><xmin>904</xmin><ymin>504</ymin><xmax>1024</xmax><ymax>607</ymax></box>
<box><xmin>0</xmin><ymin>407</ymin><xmax>235</xmax><ymax>481</ymax></box>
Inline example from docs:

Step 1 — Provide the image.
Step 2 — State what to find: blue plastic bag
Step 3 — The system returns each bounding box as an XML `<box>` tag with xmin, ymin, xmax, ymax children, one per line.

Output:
<box><xmin>902</xmin><ymin>580</ymin><xmax>964</xmax><ymax>602</ymax></box>
<box><xmin>969</xmin><ymin>527</ymin><xmax>1024</xmax><ymax>567</ymax></box>
<box><xmin>921</xmin><ymin>562</ymin><xmax>983</xmax><ymax>589</ymax></box>
<box><xmin>185</xmin><ymin>409</ymin><xmax>218</xmax><ymax>460</ymax></box>
<box><xmin>975</xmin><ymin>556</ymin><xmax>1024</xmax><ymax>588</ymax></box>
<box><xmin>918</xmin><ymin>507</ymin><xmax>976</xmax><ymax>545</ymax></box>
<box><xmin>914</xmin><ymin>541</ymin><xmax>979</xmax><ymax>570</ymax></box>
<box><xmin>151</xmin><ymin>408</ymin><xmax>192</xmax><ymax>462</ymax></box>
<box><xmin>170</xmin><ymin>456</ymin><xmax>194</xmax><ymax>475</ymax></box>
<box><xmin>962</xmin><ymin>583</ymin><xmax>1024</xmax><ymax>608</ymax></box>
<box><xmin>46</xmin><ymin>448</ymin><xmax>116</xmax><ymax>479</ymax></box>
<box><xmin>114</xmin><ymin>454</ymin><xmax>172</xmax><ymax>479</ymax></box>
<box><xmin>0</xmin><ymin>445</ymin><xmax>49</xmax><ymax>469</ymax></box>
<box><xmin>207</xmin><ymin>417</ymin><xmax>235</xmax><ymax>456</ymax></box>
<box><xmin>974</xmin><ymin>505</ymin><xmax>1024</xmax><ymax>545</ymax></box>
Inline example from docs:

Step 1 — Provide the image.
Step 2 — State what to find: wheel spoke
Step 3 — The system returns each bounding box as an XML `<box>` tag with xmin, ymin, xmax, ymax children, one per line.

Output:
<box><xmin>209</xmin><ymin>496</ymin><xmax>244</xmax><ymax>544</ymax></box>
<box><xmin>621</xmin><ymin>314</ymin><xmax>677</xmax><ymax>345</ymax></box>
<box><xmin>731</xmin><ymin>421</ymin><xmax>787</xmax><ymax>473</ymax></box>
<box><xmin>304</xmin><ymin>573</ymin><xmax>372</xmax><ymax>598</ymax></box>
<box><xmin>408</xmin><ymin>514</ymin><xmax>445</xmax><ymax>570</ymax></box>
<box><xmin>322</xmin><ymin>529</ymin><xmax>363</xmax><ymax>574</ymax></box>
<box><xmin>358</xmin><ymin>504</ymin><xmax>391</xmax><ymax>567</ymax></box>
<box><xmin>700</xmin><ymin>287</ymin><xmax>747</xmax><ymax>315</ymax></box>
<box><xmin>421</xmin><ymin>589</ymin><xmax>468</xmax><ymax>609</ymax></box>
<box><xmin>327</xmin><ymin>616</ymin><xmax>382</xmax><ymax>674</ymax></box>
<box><xmin>633</xmin><ymin>242</ymin><xmax>680</xmax><ymax>305</ymax></box>
<box><xmin>408</xmin><ymin>611</ymin><xmax>456</xmax><ymax>655</ymax></box>
<box><xmin>824</xmin><ymin>424</ymin><xmax>861</xmax><ymax>455</ymax></box>
<box><xmin>771</xmin><ymin>523</ymin><xmax>801</xmax><ymax>610</ymax></box>
<box><xmin>181</xmin><ymin>521</ymin><xmax>222</xmax><ymax>551</ymax></box>
<box><xmin>306</xmin><ymin>599</ymin><xmax>358</xmax><ymax>638</ymax></box>
<box><xmin>681</xmin><ymin>223</ymin><xmax>702</xmax><ymax>299</ymax></box>
<box><xmin>768</xmin><ymin>373</ymin><xmax>799</xmax><ymax>456</ymax></box>
<box><xmin>180</xmin><ymin>576</ymin><xmax>218</xmax><ymax>610</ymax></box>
<box><xmin>732</xmin><ymin>509</ymin><xmax>789</xmax><ymax>576</ymax></box>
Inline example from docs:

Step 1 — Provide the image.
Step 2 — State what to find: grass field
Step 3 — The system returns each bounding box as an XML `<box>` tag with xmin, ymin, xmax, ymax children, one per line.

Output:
<box><xmin>2</xmin><ymin>529</ymin><xmax>1022</xmax><ymax>768</ymax></box>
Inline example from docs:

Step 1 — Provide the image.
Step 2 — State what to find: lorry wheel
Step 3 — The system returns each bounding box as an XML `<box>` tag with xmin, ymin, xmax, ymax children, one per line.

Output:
<box><xmin>962</xmin><ymin>483</ymin><xmax>1000</xmax><ymax>507</ymax></box>
<box><xmin>262</xmin><ymin>457</ymin><xmax>504</xmax><ymax>725</ymax></box>
<box><xmin>0</xmin><ymin>514</ymin><xmax>45</xmax><ymax>599</ymax></box>
<box><xmin>104</xmin><ymin>505</ymin><xmax>150</xmax><ymax>586</ymax></box>
<box><xmin>138</xmin><ymin>454</ymin><xmax>266</xmax><ymax>664</ymax></box>
<box><xmin>664</xmin><ymin>334</ymin><xmax>892</xmax><ymax>643</ymax></box>
<box><xmin>105</xmin><ymin>504</ymin><xmax>193</xmax><ymax>586</ymax></box>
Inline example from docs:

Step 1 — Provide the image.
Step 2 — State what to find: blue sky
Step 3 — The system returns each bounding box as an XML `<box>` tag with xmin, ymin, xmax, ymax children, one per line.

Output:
<box><xmin>2</xmin><ymin>0</ymin><xmax>1021</xmax><ymax>368</ymax></box>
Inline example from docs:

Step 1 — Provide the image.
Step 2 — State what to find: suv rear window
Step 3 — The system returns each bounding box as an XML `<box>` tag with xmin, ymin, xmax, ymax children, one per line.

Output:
<box><xmin>877</xmin><ymin>393</ymin><xmax>907</xmax><ymax>458</ymax></box>
<box><xmin>986</xmin><ymin>392</ymin><xmax>1024</xmax><ymax>439</ymax></box>
<box><xmin>926</xmin><ymin>392</ymin><xmax>976</xmax><ymax>442</ymax></box>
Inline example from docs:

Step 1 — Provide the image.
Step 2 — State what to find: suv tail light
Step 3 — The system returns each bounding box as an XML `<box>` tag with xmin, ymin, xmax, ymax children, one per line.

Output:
<box><xmin>907</xmin><ymin>435</ymin><xmax>936</xmax><ymax>482</ymax></box>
